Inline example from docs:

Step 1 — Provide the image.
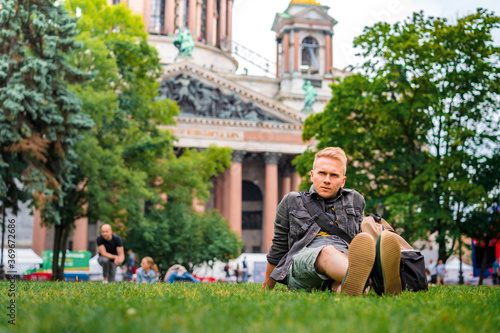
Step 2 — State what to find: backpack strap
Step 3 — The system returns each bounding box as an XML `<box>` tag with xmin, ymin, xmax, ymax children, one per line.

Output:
<box><xmin>368</xmin><ymin>213</ymin><xmax>383</xmax><ymax>224</ymax></box>
<box><xmin>299</xmin><ymin>191</ymin><xmax>353</xmax><ymax>245</ymax></box>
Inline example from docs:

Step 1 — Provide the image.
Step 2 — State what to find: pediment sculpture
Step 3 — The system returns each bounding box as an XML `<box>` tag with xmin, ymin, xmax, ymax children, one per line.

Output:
<box><xmin>158</xmin><ymin>74</ymin><xmax>284</xmax><ymax>123</ymax></box>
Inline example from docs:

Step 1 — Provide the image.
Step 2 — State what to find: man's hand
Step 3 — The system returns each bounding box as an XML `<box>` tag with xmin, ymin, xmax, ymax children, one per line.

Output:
<box><xmin>115</xmin><ymin>246</ymin><xmax>125</xmax><ymax>266</ymax></box>
<box><xmin>114</xmin><ymin>257</ymin><xmax>123</xmax><ymax>266</ymax></box>
<box><xmin>262</xmin><ymin>278</ymin><xmax>276</xmax><ymax>290</ymax></box>
<box><xmin>262</xmin><ymin>262</ymin><xmax>277</xmax><ymax>290</ymax></box>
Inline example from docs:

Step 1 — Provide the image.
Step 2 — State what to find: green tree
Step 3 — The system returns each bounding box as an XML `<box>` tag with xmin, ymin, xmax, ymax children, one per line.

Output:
<box><xmin>0</xmin><ymin>0</ymin><xmax>94</xmax><ymax>278</ymax></box>
<box><xmin>127</xmin><ymin>203</ymin><xmax>242</xmax><ymax>273</ymax></box>
<box><xmin>296</xmin><ymin>9</ymin><xmax>500</xmax><ymax>261</ymax></box>
<box><xmin>46</xmin><ymin>0</ymin><xmax>237</xmax><ymax>278</ymax></box>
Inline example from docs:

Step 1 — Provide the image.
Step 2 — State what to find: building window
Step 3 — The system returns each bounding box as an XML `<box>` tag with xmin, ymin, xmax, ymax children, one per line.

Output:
<box><xmin>184</xmin><ymin>0</ymin><xmax>189</xmax><ymax>29</ymax></box>
<box><xmin>112</xmin><ymin>0</ymin><xmax>120</xmax><ymax>4</ymax></box>
<box><xmin>242</xmin><ymin>211</ymin><xmax>262</xmax><ymax>230</ymax></box>
<box><xmin>150</xmin><ymin>0</ymin><xmax>165</xmax><ymax>34</ymax></box>
<box><xmin>242</xmin><ymin>181</ymin><xmax>263</xmax><ymax>230</ymax></box>
<box><xmin>301</xmin><ymin>37</ymin><xmax>319</xmax><ymax>73</ymax></box>
<box><xmin>201</xmin><ymin>0</ymin><xmax>206</xmax><ymax>41</ymax></box>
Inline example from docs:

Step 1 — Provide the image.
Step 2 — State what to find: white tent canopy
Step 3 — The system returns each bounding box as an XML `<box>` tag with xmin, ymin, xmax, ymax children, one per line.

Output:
<box><xmin>444</xmin><ymin>257</ymin><xmax>477</xmax><ymax>284</ymax></box>
<box><xmin>1</xmin><ymin>248</ymin><xmax>43</xmax><ymax>275</ymax></box>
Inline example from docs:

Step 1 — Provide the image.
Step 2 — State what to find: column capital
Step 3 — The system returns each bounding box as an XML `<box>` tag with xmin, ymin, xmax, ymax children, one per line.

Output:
<box><xmin>232</xmin><ymin>150</ymin><xmax>246</xmax><ymax>163</ymax></box>
<box><xmin>323</xmin><ymin>30</ymin><xmax>334</xmax><ymax>36</ymax></box>
<box><xmin>276</xmin><ymin>37</ymin><xmax>282</xmax><ymax>43</ymax></box>
<box><xmin>264</xmin><ymin>152</ymin><xmax>281</xmax><ymax>165</ymax></box>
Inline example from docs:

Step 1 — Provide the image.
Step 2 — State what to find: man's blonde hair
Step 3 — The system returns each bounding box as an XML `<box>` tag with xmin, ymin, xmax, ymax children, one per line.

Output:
<box><xmin>312</xmin><ymin>147</ymin><xmax>347</xmax><ymax>175</ymax></box>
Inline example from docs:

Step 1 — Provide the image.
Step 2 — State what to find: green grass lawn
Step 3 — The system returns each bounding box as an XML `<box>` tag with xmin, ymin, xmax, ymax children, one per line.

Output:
<box><xmin>0</xmin><ymin>281</ymin><xmax>498</xmax><ymax>333</ymax></box>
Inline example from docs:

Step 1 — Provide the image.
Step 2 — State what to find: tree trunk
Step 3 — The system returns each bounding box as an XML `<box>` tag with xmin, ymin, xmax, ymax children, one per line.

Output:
<box><xmin>52</xmin><ymin>223</ymin><xmax>71</xmax><ymax>281</ymax></box>
<box><xmin>478</xmin><ymin>238</ymin><xmax>490</xmax><ymax>286</ymax></box>
<box><xmin>51</xmin><ymin>224</ymin><xmax>63</xmax><ymax>281</ymax></box>
<box><xmin>57</xmin><ymin>225</ymin><xmax>71</xmax><ymax>281</ymax></box>
<box><xmin>438</xmin><ymin>234</ymin><xmax>448</xmax><ymax>262</ymax></box>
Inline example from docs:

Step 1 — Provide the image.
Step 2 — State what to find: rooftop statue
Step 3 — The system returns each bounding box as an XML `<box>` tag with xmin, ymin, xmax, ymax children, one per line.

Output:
<box><xmin>302</xmin><ymin>80</ymin><xmax>317</xmax><ymax>112</ymax></box>
<box><xmin>173</xmin><ymin>29</ymin><xmax>195</xmax><ymax>58</ymax></box>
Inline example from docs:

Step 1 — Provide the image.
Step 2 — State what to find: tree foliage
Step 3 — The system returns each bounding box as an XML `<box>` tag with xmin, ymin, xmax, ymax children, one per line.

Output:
<box><xmin>0</xmin><ymin>0</ymin><xmax>94</xmax><ymax>278</ymax></box>
<box><xmin>0</xmin><ymin>0</ymin><xmax>94</xmax><ymax>203</ymax></box>
<box><xmin>296</xmin><ymin>9</ymin><xmax>500</xmax><ymax>261</ymax></box>
<box><xmin>60</xmin><ymin>0</ymin><xmax>236</xmax><ymax>274</ymax></box>
<box><xmin>127</xmin><ymin>203</ymin><xmax>242</xmax><ymax>273</ymax></box>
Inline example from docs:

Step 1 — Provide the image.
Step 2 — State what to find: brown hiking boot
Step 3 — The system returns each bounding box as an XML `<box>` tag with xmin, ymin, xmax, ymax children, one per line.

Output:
<box><xmin>342</xmin><ymin>232</ymin><xmax>376</xmax><ymax>296</ymax></box>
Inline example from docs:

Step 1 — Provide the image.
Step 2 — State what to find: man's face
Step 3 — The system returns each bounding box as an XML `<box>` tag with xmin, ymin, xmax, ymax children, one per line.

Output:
<box><xmin>310</xmin><ymin>156</ymin><xmax>346</xmax><ymax>199</ymax></box>
<box><xmin>101</xmin><ymin>226</ymin><xmax>112</xmax><ymax>241</ymax></box>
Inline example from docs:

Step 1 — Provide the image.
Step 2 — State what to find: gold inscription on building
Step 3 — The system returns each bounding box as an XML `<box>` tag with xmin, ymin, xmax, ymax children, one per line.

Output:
<box><xmin>171</xmin><ymin>128</ymin><xmax>244</xmax><ymax>140</ymax></box>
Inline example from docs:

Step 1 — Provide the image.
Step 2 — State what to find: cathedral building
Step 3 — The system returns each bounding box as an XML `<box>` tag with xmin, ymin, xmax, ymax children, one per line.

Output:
<box><xmin>29</xmin><ymin>0</ymin><xmax>346</xmax><ymax>256</ymax></box>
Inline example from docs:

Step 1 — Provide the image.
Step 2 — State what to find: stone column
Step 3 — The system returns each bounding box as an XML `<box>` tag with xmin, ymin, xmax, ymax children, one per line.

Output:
<box><xmin>263</xmin><ymin>152</ymin><xmax>281</xmax><ymax>253</ymax></box>
<box><xmin>188</xmin><ymin>0</ymin><xmax>196</xmax><ymax>34</ymax></box>
<box><xmin>283</xmin><ymin>31</ymin><xmax>290</xmax><ymax>73</ymax></box>
<box><xmin>218</xmin><ymin>0</ymin><xmax>227</xmax><ymax>48</ymax></box>
<box><xmin>143</xmin><ymin>0</ymin><xmax>151</xmax><ymax>31</ymax></box>
<box><xmin>196</xmin><ymin>0</ymin><xmax>203</xmax><ymax>39</ymax></box>
<box><xmin>293</xmin><ymin>29</ymin><xmax>299</xmax><ymax>72</ymax></box>
<box><xmin>291</xmin><ymin>169</ymin><xmax>302</xmax><ymax>192</ymax></box>
<box><xmin>226</xmin><ymin>0</ymin><xmax>233</xmax><ymax>49</ymax></box>
<box><xmin>164</xmin><ymin>0</ymin><xmax>175</xmax><ymax>34</ymax></box>
<box><xmin>206</xmin><ymin>0</ymin><xmax>214</xmax><ymax>44</ymax></box>
<box><xmin>73</xmin><ymin>211</ymin><xmax>88</xmax><ymax>251</ymax></box>
<box><xmin>31</xmin><ymin>208</ymin><xmax>47</xmax><ymax>256</ymax></box>
<box><xmin>228</xmin><ymin>150</ymin><xmax>245</xmax><ymax>237</ymax></box>
<box><xmin>175</xmin><ymin>0</ymin><xmax>184</xmax><ymax>32</ymax></box>
<box><xmin>221</xmin><ymin>169</ymin><xmax>230</xmax><ymax>221</ymax></box>
<box><xmin>324</xmin><ymin>30</ymin><xmax>332</xmax><ymax>74</ymax></box>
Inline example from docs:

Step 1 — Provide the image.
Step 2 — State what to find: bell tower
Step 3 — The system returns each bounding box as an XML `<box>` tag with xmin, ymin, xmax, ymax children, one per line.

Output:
<box><xmin>271</xmin><ymin>0</ymin><xmax>337</xmax><ymax>113</ymax></box>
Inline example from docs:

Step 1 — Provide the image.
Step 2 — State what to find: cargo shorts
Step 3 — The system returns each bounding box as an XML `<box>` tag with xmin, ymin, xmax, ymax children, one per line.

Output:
<box><xmin>288</xmin><ymin>246</ymin><xmax>333</xmax><ymax>291</ymax></box>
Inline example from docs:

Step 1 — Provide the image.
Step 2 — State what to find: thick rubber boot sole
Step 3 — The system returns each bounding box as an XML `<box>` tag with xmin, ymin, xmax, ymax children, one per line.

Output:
<box><xmin>379</xmin><ymin>231</ymin><xmax>402</xmax><ymax>295</ymax></box>
<box><xmin>342</xmin><ymin>233</ymin><xmax>375</xmax><ymax>296</ymax></box>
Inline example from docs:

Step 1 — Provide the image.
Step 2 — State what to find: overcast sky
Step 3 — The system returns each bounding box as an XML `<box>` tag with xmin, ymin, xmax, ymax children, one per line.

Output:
<box><xmin>231</xmin><ymin>0</ymin><xmax>500</xmax><ymax>76</ymax></box>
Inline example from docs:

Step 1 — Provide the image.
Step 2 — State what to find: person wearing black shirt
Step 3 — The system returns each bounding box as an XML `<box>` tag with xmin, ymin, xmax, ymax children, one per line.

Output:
<box><xmin>96</xmin><ymin>224</ymin><xmax>124</xmax><ymax>283</ymax></box>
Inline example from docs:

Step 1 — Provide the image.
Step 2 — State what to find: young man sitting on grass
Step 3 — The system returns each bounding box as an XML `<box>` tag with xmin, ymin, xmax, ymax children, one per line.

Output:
<box><xmin>262</xmin><ymin>147</ymin><xmax>402</xmax><ymax>296</ymax></box>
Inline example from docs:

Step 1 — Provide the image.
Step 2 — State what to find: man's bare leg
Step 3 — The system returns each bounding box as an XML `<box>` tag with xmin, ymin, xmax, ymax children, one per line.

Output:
<box><xmin>314</xmin><ymin>245</ymin><xmax>348</xmax><ymax>293</ymax></box>
<box><xmin>331</xmin><ymin>280</ymin><xmax>342</xmax><ymax>293</ymax></box>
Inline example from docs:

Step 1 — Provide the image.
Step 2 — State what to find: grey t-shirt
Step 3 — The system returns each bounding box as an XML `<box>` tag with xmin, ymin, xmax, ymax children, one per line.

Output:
<box><xmin>306</xmin><ymin>195</ymin><xmax>349</xmax><ymax>255</ymax></box>
<box><xmin>307</xmin><ymin>234</ymin><xmax>349</xmax><ymax>255</ymax></box>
